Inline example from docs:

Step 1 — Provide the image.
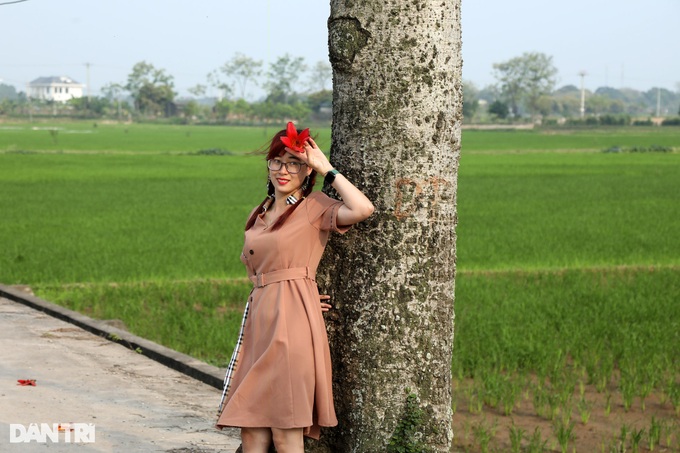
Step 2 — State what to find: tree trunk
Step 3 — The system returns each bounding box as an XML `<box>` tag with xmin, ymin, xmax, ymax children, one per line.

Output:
<box><xmin>313</xmin><ymin>1</ymin><xmax>462</xmax><ymax>452</ymax></box>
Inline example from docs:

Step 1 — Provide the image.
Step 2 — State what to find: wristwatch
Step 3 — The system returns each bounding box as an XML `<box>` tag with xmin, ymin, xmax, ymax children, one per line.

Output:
<box><xmin>324</xmin><ymin>169</ymin><xmax>340</xmax><ymax>185</ymax></box>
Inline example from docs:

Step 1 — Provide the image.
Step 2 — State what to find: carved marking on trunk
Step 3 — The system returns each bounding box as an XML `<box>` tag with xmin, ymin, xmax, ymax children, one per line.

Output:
<box><xmin>394</xmin><ymin>177</ymin><xmax>452</xmax><ymax>222</ymax></box>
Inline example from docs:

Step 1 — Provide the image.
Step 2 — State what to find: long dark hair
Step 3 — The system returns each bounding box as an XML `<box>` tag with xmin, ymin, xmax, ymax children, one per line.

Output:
<box><xmin>245</xmin><ymin>128</ymin><xmax>318</xmax><ymax>231</ymax></box>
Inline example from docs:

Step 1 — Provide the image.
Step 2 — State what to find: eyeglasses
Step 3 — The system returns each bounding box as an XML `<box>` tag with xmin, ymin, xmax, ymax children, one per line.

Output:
<box><xmin>267</xmin><ymin>159</ymin><xmax>307</xmax><ymax>174</ymax></box>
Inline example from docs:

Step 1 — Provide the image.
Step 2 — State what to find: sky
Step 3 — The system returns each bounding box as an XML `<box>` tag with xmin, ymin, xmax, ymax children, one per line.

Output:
<box><xmin>1</xmin><ymin>0</ymin><xmax>678</xmax><ymax>99</ymax></box>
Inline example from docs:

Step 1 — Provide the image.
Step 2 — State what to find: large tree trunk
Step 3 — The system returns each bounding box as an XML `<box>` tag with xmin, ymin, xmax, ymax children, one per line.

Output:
<box><xmin>313</xmin><ymin>1</ymin><xmax>462</xmax><ymax>451</ymax></box>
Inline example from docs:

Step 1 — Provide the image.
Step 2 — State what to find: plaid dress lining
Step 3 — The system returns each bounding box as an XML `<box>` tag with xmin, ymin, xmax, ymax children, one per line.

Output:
<box><xmin>217</xmin><ymin>299</ymin><xmax>250</xmax><ymax>415</ymax></box>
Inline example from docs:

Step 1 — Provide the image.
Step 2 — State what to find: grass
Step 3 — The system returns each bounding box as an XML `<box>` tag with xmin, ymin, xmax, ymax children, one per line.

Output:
<box><xmin>460</xmin><ymin>126</ymin><xmax>680</xmax><ymax>153</ymax></box>
<box><xmin>35</xmin><ymin>279</ymin><xmax>252</xmax><ymax>365</ymax></box>
<box><xmin>0</xmin><ymin>121</ymin><xmax>332</xmax><ymax>154</ymax></box>
<box><xmin>457</xmin><ymin>152</ymin><xmax>680</xmax><ymax>270</ymax></box>
<box><xmin>1</xmin><ymin>153</ymin><xmax>263</xmax><ymax>283</ymax></box>
<box><xmin>1</xmin><ymin>121</ymin><xmax>679</xmax><ymax>450</ymax></box>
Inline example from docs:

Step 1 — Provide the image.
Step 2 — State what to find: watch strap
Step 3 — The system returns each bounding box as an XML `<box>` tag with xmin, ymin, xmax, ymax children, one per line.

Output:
<box><xmin>324</xmin><ymin>169</ymin><xmax>340</xmax><ymax>185</ymax></box>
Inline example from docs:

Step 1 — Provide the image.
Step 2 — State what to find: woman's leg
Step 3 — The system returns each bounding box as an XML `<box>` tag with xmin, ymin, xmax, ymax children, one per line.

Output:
<box><xmin>271</xmin><ymin>428</ymin><xmax>304</xmax><ymax>453</ymax></box>
<box><xmin>241</xmin><ymin>427</ymin><xmax>272</xmax><ymax>453</ymax></box>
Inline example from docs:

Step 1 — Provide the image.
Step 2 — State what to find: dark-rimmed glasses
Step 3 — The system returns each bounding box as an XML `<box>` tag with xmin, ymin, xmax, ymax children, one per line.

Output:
<box><xmin>267</xmin><ymin>159</ymin><xmax>307</xmax><ymax>174</ymax></box>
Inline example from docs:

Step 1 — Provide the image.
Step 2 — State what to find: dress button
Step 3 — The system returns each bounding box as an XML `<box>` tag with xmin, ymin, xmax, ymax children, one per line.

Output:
<box><xmin>249</xmin><ymin>250</ymin><xmax>254</xmax><ymax>255</ymax></box>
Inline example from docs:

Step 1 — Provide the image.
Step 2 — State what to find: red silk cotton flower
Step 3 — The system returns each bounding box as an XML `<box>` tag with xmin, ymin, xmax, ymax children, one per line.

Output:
<box><xmin>280</xmin><ymin>122</ymin><xmax>310</xmax><ymax>153</ymax></box>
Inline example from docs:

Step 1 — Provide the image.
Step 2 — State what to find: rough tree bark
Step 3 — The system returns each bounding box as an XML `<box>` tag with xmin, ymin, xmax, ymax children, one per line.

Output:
<box><xmin>313</xmin><ymin>1</ymin><xmax>462</xmax><ymax>452</ymax></box>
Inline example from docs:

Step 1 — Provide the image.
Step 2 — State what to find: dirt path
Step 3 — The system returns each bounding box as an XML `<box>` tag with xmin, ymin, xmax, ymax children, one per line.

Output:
<box><xmin>0</xmin><ymin>297</ymin><xmax>241</xmax><ymax>452</ymax></box>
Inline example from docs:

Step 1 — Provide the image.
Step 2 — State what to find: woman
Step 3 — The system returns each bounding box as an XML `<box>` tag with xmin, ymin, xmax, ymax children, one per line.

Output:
<box><xmin>216</xmin><ymin>124</ymin><xmax>374</xmax><ymax>453</ymax></box>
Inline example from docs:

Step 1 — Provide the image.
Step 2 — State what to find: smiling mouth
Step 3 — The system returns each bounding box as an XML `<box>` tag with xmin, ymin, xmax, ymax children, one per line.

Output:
<box><xmin>276</xmin><ymin>178</ymin><xmax>290</xmax><ymax>185</ymax></box>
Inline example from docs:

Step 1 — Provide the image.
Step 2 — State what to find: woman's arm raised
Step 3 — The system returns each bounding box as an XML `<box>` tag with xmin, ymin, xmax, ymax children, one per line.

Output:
<box><xmin>287</xmin><ymin>137</ymin><xmax>375</xmax><ymax>226</ymax></box>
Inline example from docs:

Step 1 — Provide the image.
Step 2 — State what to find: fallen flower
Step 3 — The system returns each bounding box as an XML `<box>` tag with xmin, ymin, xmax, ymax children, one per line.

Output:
<box><xmin>280</xmin><ymin>121</ymin><xmax>310</xmax><ymax>153</ymax></box>
<box><xmin>17</xmin><ymin>379</ymin><xmax>36</xmax><ymax>386</ymax></box>
<box><xmin>58</xmin><ymin>423</ymin><xmax>75</xmax><ymax>432</ymax></box>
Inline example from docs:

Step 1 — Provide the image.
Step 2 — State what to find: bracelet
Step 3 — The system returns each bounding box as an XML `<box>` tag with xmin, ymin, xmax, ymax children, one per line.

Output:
<box><xmin>324</xmin><ymin>169</ymin><xmax>340</xmax><ymax>185</ymax></box>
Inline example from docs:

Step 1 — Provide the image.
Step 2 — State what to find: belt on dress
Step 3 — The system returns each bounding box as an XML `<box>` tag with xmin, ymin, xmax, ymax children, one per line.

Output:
<box><xmin>249</xmin><ymin>266</ymin><xmax>315</xmax><ymax>288</ymax></box>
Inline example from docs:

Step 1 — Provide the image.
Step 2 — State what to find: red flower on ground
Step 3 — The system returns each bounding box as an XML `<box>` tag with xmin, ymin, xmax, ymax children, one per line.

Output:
<box><xmin>17</xmin><ymin>379</ymin><xmax>36</xmax><ymax>386</ymax></box>
<box><xmin>280</xmin><ymin>121</ymin><xmax>310</xmax><ymax>153</ymax></box>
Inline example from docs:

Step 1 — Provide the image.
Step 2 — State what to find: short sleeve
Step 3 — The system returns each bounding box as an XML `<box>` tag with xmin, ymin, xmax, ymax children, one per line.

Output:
<box><xmin>305</xmin><ymin>191</ymin><xmax>351</xmax><ymax>234</ymax></box>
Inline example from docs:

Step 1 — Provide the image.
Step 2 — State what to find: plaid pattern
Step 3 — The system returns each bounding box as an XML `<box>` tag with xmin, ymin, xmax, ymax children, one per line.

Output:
<box><xmin>217</xmin><ymin>299</ymin><xmax>250</xmax><ymax>415</ymax></box>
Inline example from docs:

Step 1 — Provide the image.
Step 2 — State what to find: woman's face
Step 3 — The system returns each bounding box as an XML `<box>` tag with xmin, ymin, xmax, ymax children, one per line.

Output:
<box><xmin>268</xmin><ymin>152</ymin><xmax>312</xmax><ymax>198</ymax></box>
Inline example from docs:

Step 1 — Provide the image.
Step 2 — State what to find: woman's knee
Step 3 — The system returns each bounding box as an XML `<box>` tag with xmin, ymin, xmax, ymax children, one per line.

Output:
<box><xmin>271</xmin><ymin>427</ymin><xmax>303</xmax><ymax>451</ymax></box>
<box><xmin>241</xmin><ymin>427</ymin><xmax>272</xmax><ymax>451</ymax></box>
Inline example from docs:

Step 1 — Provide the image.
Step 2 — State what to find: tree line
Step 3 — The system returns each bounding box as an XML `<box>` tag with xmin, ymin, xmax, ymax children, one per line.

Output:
<box><xmin>1</xmin><ymin>51</ymin><xmax>679</xmax><ymax>125</ymax></box>
<box><xmin>465</xmin><ymin>52</ymin><xmax>680</xmax><ymax>124</ymax></box>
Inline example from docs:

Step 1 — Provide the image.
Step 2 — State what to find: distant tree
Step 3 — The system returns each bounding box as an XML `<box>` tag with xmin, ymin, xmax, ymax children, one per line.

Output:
<box><xmin>188</xmin><ymin>84</ymin><xmax>207</xmax><ymax>98</ymax></box>
<box><xmin>125</xmin><ymin>61</ymin><xmax>176</xmax><ymax>116</ymax></box>
<box><xmin>69</xmin><ymin>96</ymin><xmax>110</xmax><ymax>117</ymax></box>
<box><xmin>551</xmin><ymin>85</ymin><xmax>583</xmax><ymax>116</ymax></box>
<box><xmin>215</xmin><ymin>52</ymin><xmax>263</xmax><ymax>100</ymax></box>
<box><xmin>264</xmin><ymin>53</ymin><xmax>307</xmax><ymax>104</ymax></box>
<box><xmin>183</xmin><ymin>100</ymin><xmax>201</xmax><ymax>122</ymax></box>
<box><xmin>206</xmin><ymin>70</ymin><xmax>233</xmax><ymax>101</ymax></box>
<box><xmin>101</xmin><ymin>82</ymin><xmax>125</xmax><ymax>101</ymax></box>
<box><xmin>488</xmin><ymin>100</ymin><xmax>509</xmax><ymax>119</ymax></box>
<box><xmin>100</xmin><ymin>82</ymin><xmax>128</xmax><ymax>121</ymax></box>
<box><xmin>477</xmin><ymin>84</ymin><xmax>500</xmax><ymax>103</ymax></box>
<box><xmin>462</xmin><ymin>80</ymin><xmax>479</xmax><ymax>119</ymax></box>
<box><xmin>306</xmin><ymin>89</ymin><xmax>332</xmax><ymax>114</ymax></box>
<box><xmin>0</xmin><ymin>83</ymin><xmax>18</xmax><ymax>100</ymax></box>
<box><xmin>307</xmin><ymin>60</ymin><xmax>332</xmax><ymax>92</ymax></box>
<box><xmin>212</xmin><ymin>99</ymin><xmax>231</xmax><ymax>120</ymax></box>
<box><xmin>493</xmin><ymin>52</ymin><xmax>557</xmax><ymax>117</ymax></box>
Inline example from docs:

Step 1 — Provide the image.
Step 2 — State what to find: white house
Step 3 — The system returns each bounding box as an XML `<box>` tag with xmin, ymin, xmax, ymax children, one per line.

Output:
<box><xmin>28</xmin><ymin>76</ymin><xmax>84</xmax><ymax>102</ymax></box>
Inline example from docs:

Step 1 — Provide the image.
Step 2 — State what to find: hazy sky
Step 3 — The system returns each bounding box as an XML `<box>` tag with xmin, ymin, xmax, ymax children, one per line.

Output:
<box><xmin>1</xmin><ymin>0</ymin><xmax>678</xmax><ymax>98</ymax></box>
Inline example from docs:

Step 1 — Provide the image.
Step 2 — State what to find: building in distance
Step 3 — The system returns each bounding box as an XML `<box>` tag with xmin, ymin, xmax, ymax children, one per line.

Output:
<box><xmin>28</xmin><ymin>76</ymin><xmax>84</xmax><ymax>102</ymax></box>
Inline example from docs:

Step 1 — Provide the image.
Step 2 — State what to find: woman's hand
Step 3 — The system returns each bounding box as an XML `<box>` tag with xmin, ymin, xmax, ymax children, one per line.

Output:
<box><xmin>285</xmin><ymin>138</ymin><xmax>333</xmax><ymax>176</ymax></box>
<box><xmin>287</xmin><ymin>137</ymin><xmax>375</xmax><ymax>227</ymax></box>
<box><xmin>320</xmin><ymin>294</ymin><xmax>332</xmax><ymax>313</ymax></box>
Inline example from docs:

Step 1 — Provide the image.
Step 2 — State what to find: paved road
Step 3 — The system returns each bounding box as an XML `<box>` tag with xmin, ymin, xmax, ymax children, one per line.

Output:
<box><xmin>0</xmin><ymin>296</ymin><xmax>241</xmax><ymax>452</ymax></box>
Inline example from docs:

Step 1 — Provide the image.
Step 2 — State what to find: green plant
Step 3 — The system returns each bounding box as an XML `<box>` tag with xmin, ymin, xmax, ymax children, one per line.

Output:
<box><xmin>553</xmin><ymin>418</ymin><xmax>576</xmax><ymax>453</ymax></box>
<box><xmin>472</xmin><ymin>419</ymin><xmax>497</xmax><ymax>453</ymax></box>
<box><xmin>508</xmin><ymin>423</ymin><xmax>526</xmax><ymax>453</ymax></box>
<box><xmin>527</xmin><ymin>427</ymin><xmax>547</xmax><ymax>453</ymax></box>
<box><xmin>387</xmin><ymin>392</ymin><xmax>431</xmax><ymax>453</ymax></box>
<box><xmin>630</xmin><ymin>427</ymin><xmax>645</xmax><ymax>453</ymax></box>
<box><xmin>619</xmin><ymin>424</ymin><xmax>630</xmax><ymax>452</ymax></box>
<box><xmin>647</xmin><ymin>416</ymin><xmax>661</xmax><ymax>451</ymax></box>
<box><xmin>604</xmin><ymin>391</ymin><xmax>612</xmax><ymax>418</ymax></box>
<box><xmin>668</xmin><ymin>381</ymin><xmax>680</xmax><ymax>416</ymax></box>
<box><xmin>578</xmin><ymin>397</ymin><xmax>592</xmax><ymax>425</ymax></box>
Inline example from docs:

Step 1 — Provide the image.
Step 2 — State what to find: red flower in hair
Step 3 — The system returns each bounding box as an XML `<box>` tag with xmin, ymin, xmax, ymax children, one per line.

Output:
<box><xmin>280</xmin><ymin>121</ymin><xmax>310</xmax><ymax>153</ymax></box>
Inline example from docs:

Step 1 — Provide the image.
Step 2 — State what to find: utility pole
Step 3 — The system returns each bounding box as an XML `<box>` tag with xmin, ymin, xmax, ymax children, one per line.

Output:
<box><xmin>578</xmin><ymin>71</ymin><xmax>587</xmax><ymax>119</ymax></box>
<box><xmin>85</xmin><ymin>62</ymin><xmax>91</xmax><ymax>104</ymax></box>
<box><xmin>656</xmin><ymin>87</ymin><xmax>661</xmax><ymax>117</ymax></box>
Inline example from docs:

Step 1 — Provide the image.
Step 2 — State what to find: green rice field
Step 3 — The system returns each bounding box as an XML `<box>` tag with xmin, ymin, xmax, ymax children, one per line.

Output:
<box><xmin>1</xmin><ymin>121</ymin><xmax>679</xmax><ymax>451</ymax></box>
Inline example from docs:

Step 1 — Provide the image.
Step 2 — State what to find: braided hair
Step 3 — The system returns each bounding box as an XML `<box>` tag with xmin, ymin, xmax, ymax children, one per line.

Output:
<box><xmin>245</xmin><ymin>128</ymin><xmax>318</xmax><ymax>231</ymax></box>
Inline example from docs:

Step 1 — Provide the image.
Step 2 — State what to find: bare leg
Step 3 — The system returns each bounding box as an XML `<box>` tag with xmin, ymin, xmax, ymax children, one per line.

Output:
<box><xmin>241</xmin><ymin>427</ymin><xmax>272</xmax><ymax>453</ymax></box>
<box><xmin>271</xmin><ymin>427</ymin><xmax>304</xmax><ymax>453</ymax></box>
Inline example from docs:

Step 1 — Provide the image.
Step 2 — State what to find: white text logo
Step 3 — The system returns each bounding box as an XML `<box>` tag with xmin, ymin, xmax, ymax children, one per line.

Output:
<box><xmin>9</xmin><ymin>423</ymin><xmax>95</xmax><ymax>443</ymax></box>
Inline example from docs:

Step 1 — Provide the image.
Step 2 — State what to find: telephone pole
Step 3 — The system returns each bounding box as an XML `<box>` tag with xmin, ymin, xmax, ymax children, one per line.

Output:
<box><xmin>85</xmin><ymin>62</ymin><xmax>91</xmax><ymax>103</ymax></box>
<box><xmin>578</xmin><ymin>71</ymin><xmax>587</xmax><ymax>119</ymax></box>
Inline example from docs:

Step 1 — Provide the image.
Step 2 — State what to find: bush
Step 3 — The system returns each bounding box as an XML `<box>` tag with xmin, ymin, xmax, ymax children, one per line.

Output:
<box><xmin>661</xmin><ymin>117</ymin><xmax>680</xmax><ymax>126</ymax></box>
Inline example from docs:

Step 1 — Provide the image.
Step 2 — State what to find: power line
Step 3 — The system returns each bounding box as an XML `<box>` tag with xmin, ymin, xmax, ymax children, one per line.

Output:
<box><xmin>0</xmin><ymin>0</ymin><xmax>29</xmax><ymax>6</ymax></box>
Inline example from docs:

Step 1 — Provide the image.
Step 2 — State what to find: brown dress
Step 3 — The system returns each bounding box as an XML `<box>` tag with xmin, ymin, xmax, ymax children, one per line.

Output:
<box><xmin>216</xmin><ymin>191</ymin><xmax>349</xmax><ymax>439</ymax></box>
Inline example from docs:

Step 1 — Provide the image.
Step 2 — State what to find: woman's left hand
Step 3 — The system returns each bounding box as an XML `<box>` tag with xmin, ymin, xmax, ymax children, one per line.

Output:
<box><xmin>320</xmin><ymin>294</ymin><xmax>332</xmax><ymax>312</ymax></box>
<box><xmin>286</xmin><ymin>138</ymin><xmax>333</xmax><ymax>176</ymax></box>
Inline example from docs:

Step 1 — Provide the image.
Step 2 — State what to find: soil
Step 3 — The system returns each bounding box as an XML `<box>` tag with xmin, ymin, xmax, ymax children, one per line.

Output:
<box><xmin>452</xmin><ymin>381</ymin><xmax>679</xmax><ymax>452</ymax></box>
